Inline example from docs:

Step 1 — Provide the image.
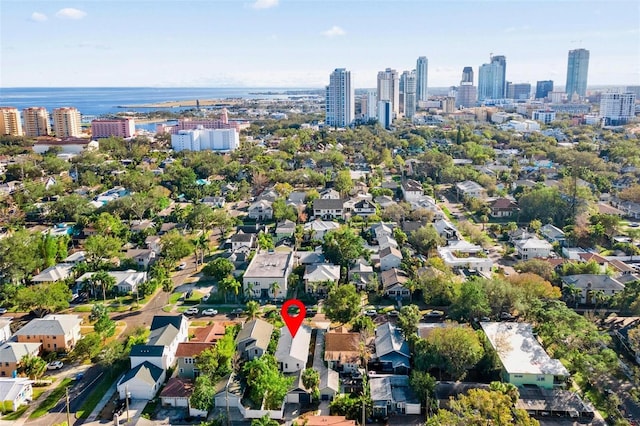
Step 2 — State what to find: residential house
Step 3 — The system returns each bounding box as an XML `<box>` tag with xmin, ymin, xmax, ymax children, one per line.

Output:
<box><xmin>213</xmin><ymin>373</ymin><xmax>244</xmax><ymax>409</ymax></box>
<box><xmin>313</xmin><ymin>199</ymin><xmax>345</xmax><ymax>220</ymax></box>
<box><xmin>324</xmin><ymin>327</ymin><xmax>361</xmax><ymax>373</ymax></box>
<box><xmin>130</xmin><ymin>345</ymin><xmax>169</xmax><ymax>370</ymax></box>
<box><xmin>377</xmin><ymin>235</ymin><xmax>398</xmax><ymax>251</ymax></box>
<box><xmin>433</xmin><ymin>219</ymin><xmax>458</xmax><ymax>242</ymax></box>
<box><xmin>243</xmin><ymin>251</ymin><xmax>293</xmax><ymax>300</ymax></box>
<box><xmin>230</xmin><ymin>231</ymin><xmax>256</xmax><ymax>251</ymax></box>
<box><xmin>236</xmin><ymin>319</ymin><xmax>273</xmax><ymax>360</ymax></box>
<box><xmin>489</xmin><ymin>198</ymin><xmax>519</xmax><ymax>218</ymax></box>
<box><xmin>130</xmin><ymin>219</ymin><xmax>155</xmax><ymax>233</ymax></box>
<box><xmin>437</xmin><ymin>240</ymin><xmax>493</xmax><ymax>273</ymax></box>
<box><xmin>30</xmin><ymin>263</ymin><xmax>74</xmax><ymax>283</ymax></box>
<box><xmin>304</xmin><ymin>220</ymin><xmax>340</xmax><ymax>239</ymax></box>
<box><xmin>287</xmin><ymin>191</ymin><xmax>307</xmax><ymax>210</ymax></box>
<box><xmin>380</xmin><ymin>269</ymin><xmax>411</xmax><ymax>300</ymax></box>
<box><xmin>401</xmin><ymin>179</ymin><xmax>424</xmax><ymax>202</ymax></box>
<box><xmin>561</xmin><ymin>274</ymin><xmax>626</xmax><ymax>304</ymax></box>
<box><xmin>201</xmin><ymin>196</ymin><xmax>225</xmax><ymax>209</ymax></box>
<box><xmin>159</xmin><ymin>377</ymin><xmax>194</xmax><ymax>408</ymax></box>
<box><xmin>313</xmin><ymin>330</ymin><xmax>340</xmax><ymax>401</ymax></box>
<box><xmin>374</xmin><ymin>323</ymin><xmax>410</xmax><ymax>374</ymax></box>
<box><xmin>298</xmin><ymin>416</ymin><xmax>355</xmax><ymax>426</ymax></box>
<box><xmin>514</xmin><ymin>236</ymin><xmax>553</xmax><ymax>260</ymax></box>
<box><xmin>275</xmin><ymin>325</ymin><xmax>312</xmax><ymax>373</ymax></box>
<box><xmin>455</xmin><ymin>180</ymin><xmax>486</xmax><ymax>199</ymax></box>
<box><xmin>0</xmin><ymin>320</ymin><xmax>12</xmax><ymax>344</ymax></box>
<box><xmin>349</xmin><ymin>260</ymin><xmax>375</xmax><ymax>291</ymax></box>
<box><xmin>117</xmin><ymin>361</ymin><xmax>166</xmax><ymax>400</ymax></box>
<box><xmin>147</xmin><ymin>314</ymin><xmax>189</xmax><ymax>366</ymax></box>
<box><xmin>352</xmin><ymin>199</ymin><xmax>377</xmax><ymax>218</ymax></box>
<box><xmin>248</xmin><ymin>200</ymin><xmax>273</xmax><ymax>220</ymax></box>
<box><xmin>375</xmin><ymin>196</ymin><xmax>396</xmax><ymax>209</ymax></box>
<box><xmin>63</xmin><ymin>251</ymin><xmax>86</xmax><ymax>264</ymax></box>
<box><xmin>540</xmin><ymin>224</ymin><xmax>566</xmax><ymax>245</ymax></box>
<box><xmin>409</xmin><ymin>196</ymin><xmax>445</xmax><ymax>220</ymax></box>
<box><xmin>0</xmin><ymin>343</ymin><xmax>41</xmax><ymax>378</ymax></box>
<box><xmin>275</xmin><ymin>220</ymin><xmax>296</xmax><ymax>240</ymax></box>
<box><xmin>257</xmin><ymin>188</ymin><xmax>278</xmax><ymax>203</ymax></box>
<box><xmin>295</xmin><ymin>250</ymin><xmax>326</xmax><ymax>266</ymax></box>
<box><xmin>125</xmin><ymin>248</ymin><xmax>157</xmax><ymax>269</ymax></box>
<box><xmin>176</xmin><ymin>343</ymin><xmax>213</xmax><ymax>379</ymax></box>
<box><xmin>76</xmin><ymin>270</ymin><xmax>147</xmax><ymax>295</ymax></box>
<box><xmin>320</xmin><ymin>189</ymin><xmax>341</xmax><ymax>200</ymax></box>
<box><xmin>287</xmin><ymin>370</ymin><xmax>314</xmax><ymax>404</ymax></box>
<box><xmin>370</xmin><ymin>375</ymin><xmax>421</xmax><ymax>418</ymax></box>
<box><xmin>0</xmin><ymin>378</ymin><xmax>33</xmax><ymax>412</ymax></box>
<box><xmin>379</xmin><ymin>246</ymin><xmax>403</xmax><ymax>271</ymax></box>
<box><xmin>14</xmin><ymin>314</ymin><xmax>82</xmax><ymax>352</ymax></box>
<box><xmin>145</xmin><ymin>236</ymin><xmax>162</xmax><ymax>254</ymax></box>
<box><xmin>304</xmin><ymin>263</ymin><xmax>340</xmax><ymax>294</ymax></box>
<box><xmin>372</xmin><ymin>222</ymin><xmax>395</xmax><ymax>241</ymax></box>
<box><xmin>481</xmin><ymin>322</ymin><xmax>569</xmax><ymax>389</ymax></box>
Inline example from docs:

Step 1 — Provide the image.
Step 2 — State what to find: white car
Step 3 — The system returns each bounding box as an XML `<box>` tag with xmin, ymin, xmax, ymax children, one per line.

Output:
<box><xmin>47</xmin><ymin>361</ymin><xmax>64</xmax><ymax>370</ymax></box>
<box><xmin>365</xmin><ymin>309</ymin><xmax>377</xmax><ymax>317</ymax></box>
<box><xmin>177</xmin><ymin>262</ymin><xmax>187</xmax><ymax>270</ymax></box>
<box><xmin>184</xmin><ymin>307</ymin><xmax>199</xmax><ymax>315</ymax></box>
<box><xmin>202</xmin><ymin>309</ymin><xmax>218</xmax><ymax>316</ymax></box>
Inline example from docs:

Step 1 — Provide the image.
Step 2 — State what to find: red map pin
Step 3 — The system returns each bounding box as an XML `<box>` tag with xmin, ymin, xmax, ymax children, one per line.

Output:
<box><xmin>281</xmin><ymin>299</ymin><xmax>306</xmax><ymax>338</ymax></box>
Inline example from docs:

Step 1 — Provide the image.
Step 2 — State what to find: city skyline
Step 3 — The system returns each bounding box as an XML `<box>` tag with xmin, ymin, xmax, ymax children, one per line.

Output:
<box><xmin>1</xmin><ymin>0</ymin><xmax>639</xmax><ymax>88</ymax></box>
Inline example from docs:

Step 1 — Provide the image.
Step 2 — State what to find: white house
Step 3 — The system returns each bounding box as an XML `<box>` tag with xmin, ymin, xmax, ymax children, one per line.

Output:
<box><xmin>248</xmin><ymin>200</ymin><xmax>273</xmax><ymax>220</ymax></box>
<box><xmin>0</xmin><ymin>378</ymin><xmax>33</xmax><ymax>412</ymax></box>
<box><xmin>437</xmin><ymin>240</ymin><xmax>493</xmax><ymax>273</ymax></box>
<box><xmin>320</xmin><ymin>188</ymin><xmax>341</xmax><ymax>199</ymax></box>
<box><xmin>125</xmin><ymin>249</ymin><xmax>156</xmax><ymax>269</ymax></box>
<box><xmin>304</xmin><ymin>263</ymin><xmax>340</xmax><ymax>294</ymax></box>
<box><xmin>371</xmin><ymin>222</ymin><xmax>394</xmax><ymax>241</ymax></box>
<box><xmin>401</xmin><ymin>179</ymin><xmax>424</xmax><ymax>202</ymax></box>
<box><xmin>275</xmin><ymin>326</ymin><xmax>312</xmax><ymax>373</ymax></box>
<box><xmin>313</xmin><ymin>199</ymin><xmax>345</xmax><ymax>220</ymax></box>
<box><xmin>243</xmin><ymin>252</ymin><xmax>293</xmax><ymax>300</ymax></box>
<box><xmin>230</xmin><ymin>231</ymin><xmax>256</xmax><ymax>251</ymax></box>
<box><xmin>0</xmin><ymin>319</ymin><xmax>12</xmax><ymax>344</ymax></box>
<box><xmin>303</xmin><ymin>220</ymin><xmax>340</xmax><ymax>240</ymax></box>
<box><xmin>352</xmin><ymin>199</ymin><xmax>377</xmax><ymax>218</ymax></box>
<box><xmin>455</xmin><ymin>180</ymin><xmax>486</xmax><ymax>199</ymax></box>
<box><xmin>236</xmin><ymin>319</ymin><xmax>274</xmax><ymax>360</ymax></box>
<box><xmin>76</xmin><ymin>271</ymin><xmax>148</xmax><ymax>295</ymax></box>
<box><xmin>379</xmin><ymin>246</ymin><xmax>403</xmax><ymax>271</ymax></box>
<box><xmin>540</xmin><ymin>224</ymin><xmax>566</xmax><ymax>245</ymax></box>
<box><xmin>514</xmin><ymin>236</ymin><xmax>553</xmax><ymax>260</ymax></box>
<box><xmin>31</xmin><ymin>263</ymin><xmax>74</xmax><ymax>283</ymax></box>
<box><xmin>117</xmin><ymin>361</ymin><xmax>166</xmax><ymax>400</ymax></box>
<box><xmin>129</xmin><ymin>315</ymin><xmax>188</xmax><ymax>371</ymax></box>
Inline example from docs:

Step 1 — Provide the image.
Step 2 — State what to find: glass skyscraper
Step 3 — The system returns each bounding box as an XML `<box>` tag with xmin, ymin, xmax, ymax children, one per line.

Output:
<box><xmin>325</xmin><ymin>68</ymin><xmax>354</xmax><ymax>128</ymax></box>
<box><xmin>416</xmin><ymin>56</ymin><xmax>428</xmax><ymax>102</ymax></box>
<box><xmin>565</xmin><ymin>49</ymin><xmax>589</xmax><ymax>98</ymax></box>
<box><xmin>478</xmin><ymin>55</ymin><xmax>506</xmax><ymax>101</ymax></box>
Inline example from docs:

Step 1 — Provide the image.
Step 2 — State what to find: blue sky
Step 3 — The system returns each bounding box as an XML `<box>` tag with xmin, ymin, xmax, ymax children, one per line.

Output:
<box><xmin>1</xmin><ymin>0</ymin><xmax>638</xmax><ymax>88</ymax></box>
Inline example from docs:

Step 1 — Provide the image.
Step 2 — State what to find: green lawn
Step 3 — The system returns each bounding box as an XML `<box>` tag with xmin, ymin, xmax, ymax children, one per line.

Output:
<box><xmin>29</xmin><ymin>378</ymin><xmax>73</xmax><ymax>419</ymax></box>
<box><xmin>2</xmin><ymin>404</ymin><xmax>29</xmax><ymax>421</ymax></box>
<box><xmin>168</xmin><ymin>292</ymin><xmax>182</xmax><ymax>304</ymax></box>
<box><xmin>76</xmin><ymin>371</ymin><xmax>121</xmax><ymax>419</ymax></box>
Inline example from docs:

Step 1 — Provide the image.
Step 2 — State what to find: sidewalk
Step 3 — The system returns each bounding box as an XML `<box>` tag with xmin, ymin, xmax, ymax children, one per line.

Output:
<box><xmin>85</xmin><ymin>373</ymin><xmax>124</xmax><ymax>422</ymax></box>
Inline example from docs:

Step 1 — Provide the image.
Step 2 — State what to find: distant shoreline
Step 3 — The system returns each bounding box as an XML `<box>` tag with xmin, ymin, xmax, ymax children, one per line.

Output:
<box><xmin>117</xmin><ymin>99</ymin><xmax>243</xmax><ymax>109</ymax></box>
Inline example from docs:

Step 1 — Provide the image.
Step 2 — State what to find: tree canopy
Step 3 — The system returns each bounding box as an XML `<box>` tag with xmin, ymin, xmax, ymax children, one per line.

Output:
<box><xmin>324</xmin><ymin>284</ymin><xmax>361</xmax><ymax>324</ymax></box>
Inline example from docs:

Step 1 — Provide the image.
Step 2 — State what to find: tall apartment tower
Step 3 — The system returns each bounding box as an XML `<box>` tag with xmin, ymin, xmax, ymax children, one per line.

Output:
<box><xmin>403</xmin><ymin>71</ymin><xmax>417</xmax><ymax>119</ymax></box>
<box><xmin>478</xmin><ymin>55</ymin><xmax>507</xmax><ymax>101</ymax></box>
<box><xmin>53</xmin><ymin>107</ymin><xmax>82</xmax><ymax>138</ymax></box>
<box><xmin>377</xmin><ymin>100</ymin><xmax>393</xmax><ymax>130</ymax></box>
<box><xmin>0</xmin><ymin>107</ymin><xmax>23</xmax><ymax>136</ymax></box>
<box><xmin>416</xmin><ymin>56</ymin><xmax>429</xmax><ymax>102</ymax></box>
<box><xmin>363</xmin><ymin>91</ymin><xmax>377</xmax><ymax>122</ymax></box>
<box><xmin>22</xmin><ymin>107</ymin><xmax>51</xmax><ymax>137</ymax></box>
<box><xmin>377</xmin><ymin>68</ymin><xmax>400</xmax><ymax>117</ymax></box>
<box><xmin>462</xmin><ymin>67</ymin><xmax>474</xmax><ymax>84</ymax></box>
<box><xmin>599</xmin><ymin>92</ymin><xmax>636</xmax><ymax>126</ymax></box>
<box><xmin>535</xmin><ymin>80</ymin><xmax>554</xmax><ymax>100</ymax></box>
<box><xmin>325</xmin><ymin>68</ymin><xmax>354</xmax><ymax>128</ymax></box>
<box><xmin>565</xmin><ymin>48</ymin><xmax>590</xmax><ymax>98</ymax></box>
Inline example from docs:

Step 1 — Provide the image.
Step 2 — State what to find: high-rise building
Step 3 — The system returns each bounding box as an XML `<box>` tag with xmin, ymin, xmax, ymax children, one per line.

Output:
<box><xmin>532</xmin><ymin>110</ymin><xmax>556</xmax><ymax>124</ymax></box>
<box><xmin>478</xmin><ymin>55</ymin><xmax>507</xmax><ymax>101</ymax></box>
<box><xmin>599</xmin><ymin>92</ymin><xmax>636</xmax><ymax>125</ymax></box>
<box><xmin>22</xmin><ymin>107</ymin><xmax>50</xmax><ymax>137</ymax></box>
<box><xmin>53</xmin><ymin>107</ymin><xmax>82</xmax><ymax>138</ymax></box>
<box><xmin>535</xmin><ymin>81</ymin><xmax>554</xmax><ymax>100</ymax></box>
<box><xmin>456</xmin><ymin>84</ymin><xmax>478</xmax><ymax>108</ymax></box>
<box><xmin>171</xmin><ymin>127</ymin><xmax>239</xmax><ymax>152</ymax></box>
<box><xmin>377</xmin><ymin>100</ymin><xmax>393</xmax><ymax>130</ymax></box>
<box><xmin>0</xmin><ymin>107</ymin><xmax>24</xmax><ymax>136</ymax></box>
<box><xmin>416</xmin><ymin>56</ymin><xmax>429</xmax><ymax>102</ymax></box>
<box><xmin>91</xmin><ymin>118</ymin><xmax>136</xmax><ymax>139</ymax></box>
<box><xmin>625</xmin><ymin>86</ymin><xmax>640</xmax><ymax>99</ymax></box>
<box><xmin>506</xmin><ymin>83</ymin><xmax>531</xmax><ymax>100</ymax></box>
<box><xmin>325</xmin><ymin>68</ymin><xmax>354</xmax><ymax>128</ymax></box>
<box><xmin>362</xmin><ymin>91</ymin><xmax>377</xmax><ymax>122</ymax></box>
<box><xmin>462</xmin><ymin>67</ymin><xmax>474</xmax><ymax>84</ymax></box>
<box><xmin>377</xmin><ymin>68</ymin><xmax>400</xmax><ymax>117</ymax></box>
<box><xmin>403</xmin><ymin>71</ymin><xmax>417</xmax><ymax>118</ymax></box>
<box><xmin>565</xmin><ymin>48</ymin><xmax>590</xmax><ymax>99</ymax></box>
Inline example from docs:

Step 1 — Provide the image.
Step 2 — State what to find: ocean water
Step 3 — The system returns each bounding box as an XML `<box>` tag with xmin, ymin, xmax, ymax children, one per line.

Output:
<box><xmin>0</xmin><ymin>87</ymin><xmax>319</xmax><ymax>117</ymax></box>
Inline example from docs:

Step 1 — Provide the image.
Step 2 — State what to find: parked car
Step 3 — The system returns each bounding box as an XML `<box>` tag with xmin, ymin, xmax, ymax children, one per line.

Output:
<box><xmin>230</xmin><ymin>308</ymin><xmax>244</xmax><ymax>316</ymax></box>
<box><xmin>424</xmin><ymin>310</ymin><xmax>445</xmax><ymax>319</ymax></box>
<box><xmin>500</xmin><ymin>312</ymin><xmax>515</xmax><ymax>320</ymax></box>
<box><xmin>177</xmin><ymin>262</ymin><xmax>187</xmax><ymax>270</ymax></box>
<box><xmin>365</xmin><ymin>309</ymin><xmax>377</xmax><ymax>317</ymax></box>
<box><xmin>0</xmin><ymin>308</ymin><xmax>6</xmax><ymax>314</ymax></box>
<box><xmin>202</xmin><ymin>309</ymin><xmax>218</xmax><ymax>316</ymax></box>
<box><xmin>47</xmin><ymin>361</ymin><xmax>64</xmax><ymax>370</ymax></box>
<box><xmin>184</xmin><ymin>307</ymin><xmax>199</xmax><ymax>316</ymax></box>
<box><xmin>387</xmin><ymin>310</ymin><xmax>399</xmax><ymax>317</ymax></box>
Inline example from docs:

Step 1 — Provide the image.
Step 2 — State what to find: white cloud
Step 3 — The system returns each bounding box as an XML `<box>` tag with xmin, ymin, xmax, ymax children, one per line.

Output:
<box><xmin>30</xmin><ymin>12</ymin><xmax>48</xmax><ymax>22</ymax></box>
<box><xmin>251</xmin><ymin>0</ymin><xmax>278</xmax><ymax>10</ymax></box>
<box><xmin>55</xmin><ymin>8</ymin><xmax>87</xmax><ymax>20</ymax></box>
<box><xmin>322</xmin><ymin>25</ymin><xmax>346</xmax><ymax>38</ymax></box>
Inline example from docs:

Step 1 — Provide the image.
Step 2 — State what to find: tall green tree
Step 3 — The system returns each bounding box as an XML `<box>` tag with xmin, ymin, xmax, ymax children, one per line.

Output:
<box><xmin>397</xmin><ymin>305</ymin><xmax>421</xmax><ymax>338</ymax></box>
<box><xmin>302</xmin><ymin>368</ymin><xmax>320</xmax><ymax>401</ymax></box>
<box><xmin>19</xmin><ymin>354</ymin><xmax>47</xmax><ymax>380</ymax></box>
<box><xmin>449</xmin><ymin>280</ymin><xmax>491</xmax><ymax>321</ymax></box>
<box><xmin>324</xmin><ymin>284</ymin><xmax>361</xmax><ymax>324</ymax></box>
<box><xmin>15</xmin><ymin>282</ymin><xmax>71</xmax><ymax>317</ymax></box>
<box><xmin>160</xmin><ymin>230</ymin><xmax>193</xmax><ymax>268</ymax></box>
<box><xmin>91</xmin><ymin>271</ymin><xmax>117</xmax><ymax>302</ymax></box>
<box><xmin>322</xmin><ymin>227</ymin><xmax>366</xmax><ymax>268</ymax></box>
<box><xmin>84</xmin><ymin>235</ymin><xmax>122</xmax><ymax>268</ymax></box>
<box><xmin>203</xmin><ymin>257</ymin><xmax>235</xmax><ymax>281</ymax></box>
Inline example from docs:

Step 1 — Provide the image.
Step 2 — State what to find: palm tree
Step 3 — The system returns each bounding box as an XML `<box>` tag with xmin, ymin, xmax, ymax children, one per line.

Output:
<box><xmin>227</xmin><ymin>278</ymin><xmax>241</xmax><ymax>303</ymax></box>
<box><xmin>245</xmin><ymin>281</ymin><xmax>255</xmax><ymax>300</ymax></box>
<box><xmin>269</xmin><ymin>281</ymin><xmax>281</xmax><ymax>301</ymax></box>
<box><xmin>562</xmin><ymin>283</ymin><xmax>582</xmax><ymax>308</ymax></box>
<box><xmin>593</xmin><ymin>289</ymin><xmax>609</xmax><ymax>310</ymax></box>
<box><xmin>91</xmin><ymin>270</ymin><xmax>116</xmax><ymax>302</ymax></box>
<box><xmin>19</xmin><ymin>354</ymin><xmax>47</xmax><ymax>380</ymax></box>
<box><xmin>246</xmin><ymin>300</ymin><xmax>260</xmax><ymax>320</ymax></box>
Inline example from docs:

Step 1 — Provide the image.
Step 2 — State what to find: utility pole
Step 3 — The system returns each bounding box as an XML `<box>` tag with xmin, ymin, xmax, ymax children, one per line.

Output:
<box><xmin>125</xmin><ymin>384</ymin><xmax>130</xmax><ymax>423</ymax></box>
<box><xmin>65</xmin><ymin>387</ymin><xmax>71</xmax><ymax>426</ymax></box>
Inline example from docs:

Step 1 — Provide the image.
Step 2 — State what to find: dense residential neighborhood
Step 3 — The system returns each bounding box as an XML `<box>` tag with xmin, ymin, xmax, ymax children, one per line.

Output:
<box><xmin>0</xmin><ymin>81</ymin><xmax>640</xmax><ymax>426</ymax></box>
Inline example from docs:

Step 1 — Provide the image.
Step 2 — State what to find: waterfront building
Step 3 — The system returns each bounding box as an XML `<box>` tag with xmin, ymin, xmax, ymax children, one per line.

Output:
<box><xmin>0</xmin><ymin>107</ymin><xmax>23</xmax><ymax>136</ymax></box>
<box><xmin>599</xmin><ymin>92</ymin><xmax>636</xmax><ymax>125</ymax></box>
<box><xmin>377</xmin><ymin>68</ymin><xmax>400</xmax><ymax>117</ymax></box>
<box><xmin>416</xmin><ymin>56</ymin><xmax>429</xmax><ymax>102</ymax></box>
<box><xmin>565</xmin><ymin>48</ymin><xmax>590</xmax><ymax>98</ymax></box>
<box><xmin>22</xmin><ymin>107</ymin><xmax>50</xmax><ymax>137</ymax></box>
<box><xmin>91</xmin><ymin>118</ymin><xmax>135</xmax><ymax>139</ymax></box>
<box><xmin>171</xmin><ymin>127</ymin><xmax>239</xmax><ymax>152</ymax></box>
<box><xmin>478</xmin><ymin>55</ymin><xmax>506</xmax><ymax>101</ymax></box>
<box><xmin>535</xmin><ymin>80</ymin><xmax>554</xmax><ymax>100</ymax></box>
<box><xmin>325</xmin><ymin>68</ymin><xmax>354</xmax><ymax>128</ymax></box>
<box><xmin>53</xmin><ymin>107</ymin><xmax>82</xmax><ymax>138</ymax></box>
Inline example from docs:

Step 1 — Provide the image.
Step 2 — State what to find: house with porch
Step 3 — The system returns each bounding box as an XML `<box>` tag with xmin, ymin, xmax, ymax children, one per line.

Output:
<box><xmin>313</xmin><ymin>199</ymin><xmax>345</xmax><ymax>220</ymax></box>
<box><xmin>248</xmin><ymin>200</ymin><xmax>273</xmax><ymax>220</ymax></box>
<box><xmin>374</xmin><ymin>323</ymin><xmax>410</xmax><ymax>375</ymax></box>
<box><xmin>243</xmin><ymin>251</ymin><xmax>293</xmax><ymax>300</ymax></box>
<box><xmin>380</xmin><ymin>268</ymin><xmax>411</xmax><ymax>300</ymax></box>
<box><xmin>304</xmin><ymin>263</ymin><xmax>340</xmax><ymax>294</ymax></box>
<box><xmin>324</xmin><ymin>327</ymin><xmax>361</xmax><ymax>373</ymax></box>
<box><xmin>236</xmin><ymin>319</ymin><xmax>273</xmax><ymax>360</ymax></box>
<box><xmin>275</xmin><ymin>325</ymin><xmax>312</xmax><ymax>373</ymax></box>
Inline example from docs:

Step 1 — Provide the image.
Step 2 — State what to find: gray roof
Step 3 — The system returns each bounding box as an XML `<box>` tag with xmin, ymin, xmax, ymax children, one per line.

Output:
<box><xmin>304</xmin><ymin>264</ymin><xmax>340</xmax><ymax>282</ymax></box>
<box><xmin>244</xmin><ymin>252</ymin><xmax>292</xmax><ymax>279</ymax></box>
<box><xmin>14</xmin><ymin>315</ymin><xmax>81</xmax><ymax>337</ymax></box>
<box><xmin>0</xmin><ymin>378</ymin><xmax>33</xmax><ymax>401</ymax></box>
<box><xmin>230</xmin><ymin>231</ymin><xmax>255</xmax><ymax>243</ymax></box>
<box><xmin>120</xmin><ymin>361</ymin><xmax>164</xmax><ymax>386</ymax></box>
<box><xmin>275</xmin><ymin>325</ymin><xmax>312</xmax><ymax>364</ymax></box>
<box><xmin>561</xmin><ymin>274</ymin><xmax>625</xmax><ymax>292</ymax></box>
<box><xmin>0</xmin><ymin>342</ymin><xmax>41</xmax><ymax>363</ymax></box>
<box><xmin>130</xmin><ymin>345</ymin><xmax>165</xmax><ymax>358</ymax></box>
<box><xmin>31</xmin><ymin>263</ymin><xmax>74</xmax><ymax>283</ymax></box>
<box><xmin>150</xmin><ymin>315</ymin><xmax>185</xmax><ymax>332</ymax></box>
<box><xmin>313</xmin><ymin>199</ymin><xmax>345</xmax><ymax>210</ymax></box>
<box><xmin>375</xmin><ymin>323</ymin><xmax>410</xmax><ymax>360</ymax></box>
<box><xmin>236</xmin><ymin>319</ymin><xmax>273</xmax><ymax>353</ymax></box>
<box><xmin>370</xmin><ymin>377</ymin><xmax>393</xmax><ymax>402</ymax></box>
<box><xmin>147</xmin><ymin>324</ymin><xmax>179</xmax><ymax>346</ymax></box>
